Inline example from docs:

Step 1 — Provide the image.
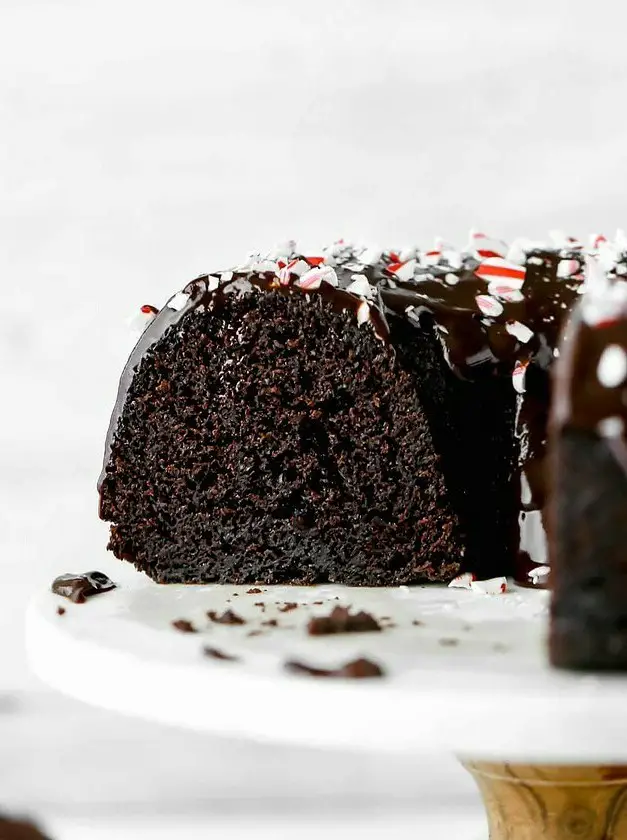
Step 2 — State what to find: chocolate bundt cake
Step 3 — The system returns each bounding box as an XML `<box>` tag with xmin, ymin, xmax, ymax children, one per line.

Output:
<box><xmin>99</xmin><ymin>232</ymin><xmax>624</xmax><ymax>588</ymax></box>
<box><xmin>549</xmin><ymin>255</ymin><xmax>627</xmax><ymax>670</ymax></box>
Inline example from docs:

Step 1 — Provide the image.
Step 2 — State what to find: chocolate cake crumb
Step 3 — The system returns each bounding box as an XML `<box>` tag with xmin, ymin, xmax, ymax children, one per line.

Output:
<box><xmin>172</xmin><ymin>619</ymin><xmax>197</xmax><ymax>633</ymax></box>
<box><xmin>207</xmin><ymin>609</ymin><xmax>246</xmax><ymax>626</ymax></box>
<box><xmin>262</xmin><ymin>619</ymin><xmax>278</xmax><ymax>627</ymax></box>
<box><xmin>204</xmin><ymin>646</ymin><xmax>239</xmax><ymax>662</ymax></box>
<box><xmin>247</xmin><ymin>630</ymin><xmax>262</xmax><ymax>637</ymax></box>
<box><xmin>285</xmin><ymin>657</ymin><xmax>385</xmax><ymax>679</ymax></box>
<box><xmin>0</xmin><ymin>814</ymin><xmax>52</xmax><ymax>839</ymax></box>
<box><xmin>307</xmin><ymin>606</ymin><xmax>382</xmax><ymax>636</ymax></box>
<box><xmin>439</xmin><ymin>637</ymin><xmax>459</xmax><ymax>647</ymax></box>
<box><xmin>51</xmin><ymin>571</ymin><xmax>116</xmax><ymax>604</ymax></box>
<box><xmin>247</xmin><ymin>588</ymin><xmax>263</xmax><ymax>594</ymax></box>
<box><xmin>412</xmin><ymin>620</ymin><xmax>424</xmax><ymax>626</ymax></box>
<box><xmin>312</xmin><ymin>601</ymin><xmax>324</xmax><ymax>605</ymax></box>
<box><xmin>278</xmin><ymin>603</ymin><xmax>298</xmax><ymax>613</ymax></box>
<box><xmin>56</xmin><ymin>606</ymin><xmax>66</xmax><ymax>616</ymax></box>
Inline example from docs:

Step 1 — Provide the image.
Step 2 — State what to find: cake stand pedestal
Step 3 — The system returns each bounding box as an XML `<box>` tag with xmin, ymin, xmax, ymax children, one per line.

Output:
<box><xmin>26</xmin><ymin>576</ymin><xmax>627</xmax><ymax>839</ymax></box>
<box><xmin>463</xmin><ymin>762</ymin><xmax>627</xmax><ymax>840</ymax></box>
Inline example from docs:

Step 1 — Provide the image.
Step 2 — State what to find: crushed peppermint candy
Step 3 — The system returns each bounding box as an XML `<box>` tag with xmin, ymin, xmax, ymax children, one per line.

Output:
<box><xmin>448</xmin><ymin>572</ymin><xmax>475</xmax><ymax>589</ymax></box>
<box><xmin>296</xmin><ymin>265</ymin><xmax>339</xmax><ymax>290</ymax></box>
<box><xmin>167</xmin><ymin>292</ymin><xmax>190</xmax><ymax>312</ymax></box>
<box><xmin>358</xmin><ymin>246</ymin><xmax>383</xmax><ymax>266</ymax></box>
<box><xmin>505</xmin><ymin>320</ymin><xmax>534</xmax><ymax>344</ymax></box>
<box><xmin>388</xmin><ymin>259</ymin><xmax>418</xmax><ymax>282</ymax></box>
<box><xmin>474</xmin><ymin>258</ymin><xmax>526</xmax><ymax>288</ymax></box>
<box><xmin>475</xmin><ymin>295</ymin><xmax>504</xmax><ymax>317</ymax></box>
<box><xmin>469</xmin><ymin>231</ymin><xmax>508</xmax><ymax>260</ymax></box>
<box><xmin>557</xmin><ymin>259</ymin><xmax>580</xmax><ymax>279</ymax></box>
<box><xmin>346</xmin><ymin>275</ymin><xmax>375</xmax><ymax>298</ymax></box>
<box><xmin>128</xmin><ymin>305</ymin><xmax>158</xmax><ymax>335</ymax></box>
<box><xmin>528</xmin><ymin>566</ymin><xmax>550</xmax><ymax>586</ymax></box>
<box><xmin>448</xmin><ymin>573</ymin><xmax>507</xmax><ymax>594</ymax></box>
<box><xmin>512</xmin><ymin>360</ymin><xmax>528</xmax><ymax>394</ymax></box>
<box><xmin>444</xmin><ymin>273</ymin><xmax>459</xmax><ymax>286</ymax></box>
<box><xmin>470</xmin><ymin>577</ymin><xmax>508</xmax><ymax>595</ymax></box>
<box><xmin>487</xmin><ymin>283</ymin><xmax>525</xmax><ymax>303</ymax></box>
<box><xmin>597</xmin><ymin>344</ymin><xmax>627</xmax><ymax>388</ymax></box>
<box><xmin>356</xmin><ymin>300</ymin><xmax>371</xmax><ymax>325</ymax></box>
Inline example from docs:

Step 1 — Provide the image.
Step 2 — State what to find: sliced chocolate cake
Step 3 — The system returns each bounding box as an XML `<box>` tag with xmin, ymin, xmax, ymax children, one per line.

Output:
<box><xmin>99</xmin><ymin>240</ymin><xmax>523</xmax><ymax>585</ymax></box>
<box><xmin>549</xmin><ymin>255</ymin><xmax>627</xmax><ymax>670</ymax></box>
<box><xmin>99</xmin><ymin>232</ymin><xmax>624</xmax><ymax>588</ymax></box>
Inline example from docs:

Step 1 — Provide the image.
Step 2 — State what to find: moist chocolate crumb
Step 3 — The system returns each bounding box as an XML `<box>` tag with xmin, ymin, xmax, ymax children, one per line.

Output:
<box><xmin>247</xmin><ymin>630</ymin><xmax>262</xmax><ymax>637</ymax></box>
<box><xmin>412</xmin><ymin>620</ymin><xmax>424</xmax><ymax>626</ymax></box>
<box><xmin>207</xmin><ymin>609</ymin><xmax>246</xmax><ymax>626</ymax></box>
<box><xmin>51</xmin><ymin>571</ymin><xmax>116</xmax><ymax>604</ymax></box>
<box><xmin>262</xmin><ymin>619</ymin><xmax>278</xmax><ymax>627</ymax></box>
<box><xmin>307</xmin><ymin>606</ymin><xmax>382</xmax><ymax>636</ymax></box>
<box><xmin>56</xmin><ymin>606</ymin><xmax>66</xmax><ymax>616</ymax></box>
<box><xmin>439</xmin><ymin>637</ymin><xmax>459</xmax><ymax>647</ymax></box>
<box><xmin>278</xmin><ymin>603</ymin><xmax>298</xmax><ymax>613</ymax></box>
<box><xmin>285</xmin><ymin>657</ymin><xmax>385</xmax><ymax>679</ymax></box>
<box><xmin>232</xmin><ymin>593</ymin><xmax>239</xmax><ymax>596</ymax></box>
<box><xmin>172</xmin><ymin>619</ymin><xmax>197</xmax><ymax>633</ymax></box>
<box><xmin>312</xmin><ymin>601</ymin><xmax>324</xmax><ymax>605</ymax></box>
<box><xmin>247</xmin><ymin>587</ymin><xmax>263</xmax><ymax>594</ymax></box>
<box><xmin>204</xmin><ymin>646</ymin><xmax>239</xmax><ymax>662</ymax></box>
<box><xmin>0</xmin><ymin>814</ymin><xmax>52</xmax><ymax>839</ymax></box>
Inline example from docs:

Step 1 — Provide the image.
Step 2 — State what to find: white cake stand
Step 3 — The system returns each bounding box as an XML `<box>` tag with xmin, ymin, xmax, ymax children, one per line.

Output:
<box><xmin>26</xmin><ymin>576</ymin><xmax>627</xmax><ymax>840</ymax></box>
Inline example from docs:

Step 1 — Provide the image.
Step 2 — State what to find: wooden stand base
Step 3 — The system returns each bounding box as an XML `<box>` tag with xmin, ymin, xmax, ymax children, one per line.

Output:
<box><xmin>462</xmin><ymin>762</ymin><xmax>627</xmax><ymax>839</ymax></box>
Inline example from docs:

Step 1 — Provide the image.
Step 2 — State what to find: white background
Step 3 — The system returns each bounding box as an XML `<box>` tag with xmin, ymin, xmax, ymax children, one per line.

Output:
<box><xmin>2</xmin><ymin>0</ymin><xmax>627</xmax><ymax>834</ymax></box>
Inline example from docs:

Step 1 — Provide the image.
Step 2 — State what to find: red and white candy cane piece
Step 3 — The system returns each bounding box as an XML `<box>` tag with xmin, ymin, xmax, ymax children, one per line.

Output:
<box><xmin>296</xmin><ymin>265</ymin><xmax>338</xmax><ymax>290</ymax></box>
<box><xmin>128</xmin><ymin>304</ymin><xmax>158</xmax><ymax>335</ymax></box>
<box><xmin>512</xmin><ymin>359</ymin><xmax>528</xmax><ymax>394</ymax></box>
<box><xmin>448</xmin><ymin>572</ymin><xmax>476</xmax><ymax>589</ymax></box>
<box><xmin>557</xmin><ymin>258</ymin><xmax>580</xmax><ymax>279</ymax></box>
<box><xmin>470</xmin><ymin>577</ymin><xmax>508</xmax><ymax>595</ymax></box>
<box><xmin>356</xmin><ymin>300</ymin><xmax>370</xmax><ymax>325</ymax></box>
<box><xmin>422</xmin><ymin>240</ymin><xmax>443</xmax><ymax>266</ymax></box>
<box><xmin>475</xmin><ymin>294</ymin><xmax>504</xmax><ymax>317</ymax></box>
<box><xmin>359</xmin><ymin>247</ymin><xmax>383</xmax><ymax>266</ymax></box>
<box><xmin>469</xmin><ymin>231</ymin><xmax>508</xmax><ymax>259</ymax></box>
<box><xmin>505</xmin><ymin>321</ymin><xmax>534</xmax><ymax>344</ymax></box>
<box><xmin>278</xmin><ymin>258</ymin><xmax>309</xmax><ymax>285</ymax></box>
<box><xmin>474</xmin><ymin>258</ymin><xmax>526</xmax><ymax>289</ymax></box>
<box><xmin>388</xmin><ymin>259</ymin><xmax>417</xmax><ymax>282</ymax></box>
<box><xmin>167</xmin><ymin>292</ymin><xmax>190</xmax><ymax>311</ymax></box>
<box><xmin>487</xmin><ymin>283</ymin><xmax>524</xmax><ymax>303</ymax></box>
<box><xmin>590</xmin><ymin>233</ymin><xmax>608</xmax><ymax>250</ymax></box>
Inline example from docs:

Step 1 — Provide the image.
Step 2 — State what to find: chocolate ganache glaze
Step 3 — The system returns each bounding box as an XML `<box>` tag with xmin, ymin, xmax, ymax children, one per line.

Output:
<box><xmin>99</xmin><ymin>232</ymin><xmax>627</xmax><ymax>587</ymax></box>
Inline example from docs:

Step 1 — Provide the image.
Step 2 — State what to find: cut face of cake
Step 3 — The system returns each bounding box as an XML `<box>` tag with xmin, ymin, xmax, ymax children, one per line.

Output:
<box><xmin>98</xmin><ymin>243</ymin><xmax>521</xmax><ymax>585</ymax></box>
<box><xmin>549</xmin><ymin>257</ymin><xmax>627</xmax><ymax>670</ymax></box>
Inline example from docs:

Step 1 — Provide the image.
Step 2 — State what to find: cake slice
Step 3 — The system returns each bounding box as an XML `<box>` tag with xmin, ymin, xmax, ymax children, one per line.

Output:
<box><xmin>99</xmin><ymin>244</ymin><xmax>519</xmax><ymax>585</ymax></box>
